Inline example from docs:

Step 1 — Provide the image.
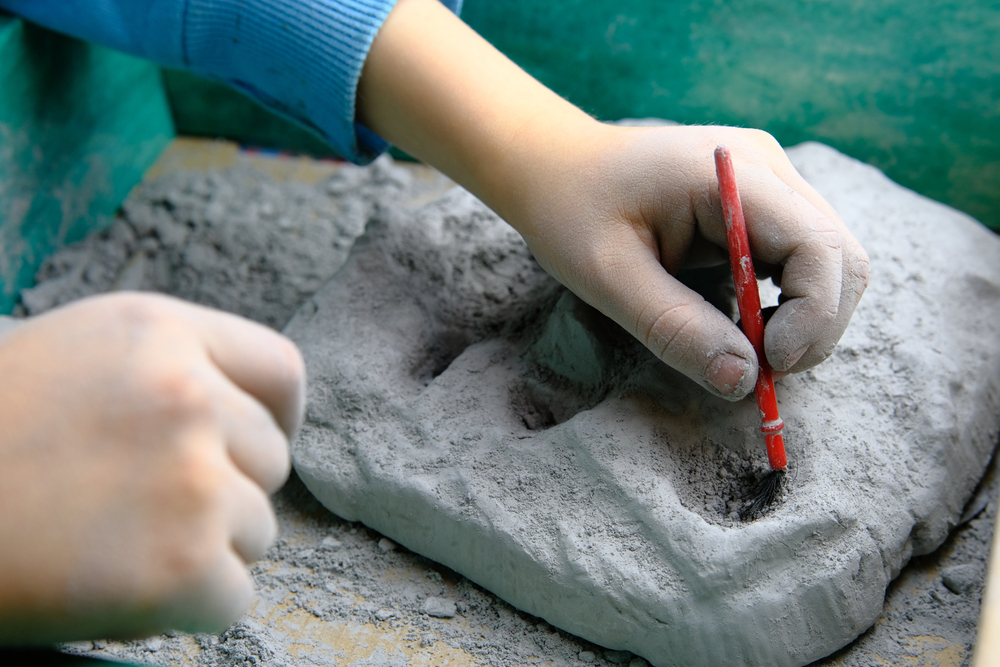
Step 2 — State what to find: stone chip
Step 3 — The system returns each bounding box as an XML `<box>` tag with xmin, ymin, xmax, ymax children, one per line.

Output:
<box><xmin>419</xmin><ymin>597</ymin><xmax>457</xmax><ymax>619</ymax></box>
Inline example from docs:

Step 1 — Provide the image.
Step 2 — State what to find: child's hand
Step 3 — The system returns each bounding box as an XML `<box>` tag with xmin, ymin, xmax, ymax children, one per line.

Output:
<box><xmin>499</xmin><ymin>123</ymin><xmax>870</xmax><ymax>398</ymax></box>
<box><xmin>0</xmin><ymin>294</ymin><xmax>305</xmax><ymax>643</ymax></box>
<box><xmin>359</xmin><ymin>0</ymin><xmax>869</xmax><ymax>400</ymax></box>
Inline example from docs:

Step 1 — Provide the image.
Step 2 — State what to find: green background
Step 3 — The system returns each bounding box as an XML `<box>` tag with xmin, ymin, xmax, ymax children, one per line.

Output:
<box><xmin>462</xmin><ymin>0</ymin><xmax>1000</xmax><ymax>231</ymax></box>
<box><xmin>1</xmin><ymin>1</ymin><xmax>999</xmax><ymax>312</ymax></box>
<box><xmin>0</xmin><ymin>16</ymin><xmax>173</xmax><ymax>313</ymax></box>
<box><xmin>167</xmin><ymin>0</ymin><xmax>1000</xmax><ymax>230</ymax></box>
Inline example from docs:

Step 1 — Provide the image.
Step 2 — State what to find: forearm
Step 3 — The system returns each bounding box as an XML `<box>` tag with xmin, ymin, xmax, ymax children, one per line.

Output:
<box><xmin>355</xmin><ymin>0</ymin><xmax>605</xmax><ymax>231</ymax></box>
<box><xmin>354</xmin><ymin>0</ymin><xmax>869</xmax><ymax>400</ymax></box>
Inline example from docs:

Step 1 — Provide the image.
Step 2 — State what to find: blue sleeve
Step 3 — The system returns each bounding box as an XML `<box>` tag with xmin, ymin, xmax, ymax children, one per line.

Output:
<box><xmin>0</xmin><ymin>0</ymin><xmax>462</xmax><ymax>164</ymax></box>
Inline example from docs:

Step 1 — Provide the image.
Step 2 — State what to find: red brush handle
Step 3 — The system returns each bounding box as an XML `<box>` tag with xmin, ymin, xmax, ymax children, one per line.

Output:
<box><xmin>714</xmin><ymin>146</ymin><xmax>787</xmax><ymax>471</ymax></box>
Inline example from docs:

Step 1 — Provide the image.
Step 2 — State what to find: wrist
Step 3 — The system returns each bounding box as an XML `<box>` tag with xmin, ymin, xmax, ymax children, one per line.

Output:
<box><xmin>478</xmin><ymin>106</ymin><xmax>608</xmax><ymax>234</ymax></box>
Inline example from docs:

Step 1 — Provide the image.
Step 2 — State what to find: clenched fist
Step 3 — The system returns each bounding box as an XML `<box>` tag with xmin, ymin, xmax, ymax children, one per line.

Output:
<box><xmin>0</xmin><ymin>293</ymin><xmax>305</xmax><ymax>643</ymax></box>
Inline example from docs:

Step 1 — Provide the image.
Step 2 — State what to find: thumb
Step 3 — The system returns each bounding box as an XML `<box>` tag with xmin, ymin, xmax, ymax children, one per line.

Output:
<box><xmin>584</xmin><ymin>244</ymin><xmax>759</xmax><ymax>400</ymax></box>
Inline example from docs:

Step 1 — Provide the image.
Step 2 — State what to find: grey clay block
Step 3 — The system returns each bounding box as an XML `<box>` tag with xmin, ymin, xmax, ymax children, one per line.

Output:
<box><xmin>286</xmin><ymin>143</ymin><xmax>1000</xmax><ymax>667</ymax></box>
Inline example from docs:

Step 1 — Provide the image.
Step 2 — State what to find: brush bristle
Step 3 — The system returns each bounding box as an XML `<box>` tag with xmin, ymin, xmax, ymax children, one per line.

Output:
<box><xmin>740</xmin><ymin>469</ymin><xmax>786</xmax><ymax>521</ymax></box>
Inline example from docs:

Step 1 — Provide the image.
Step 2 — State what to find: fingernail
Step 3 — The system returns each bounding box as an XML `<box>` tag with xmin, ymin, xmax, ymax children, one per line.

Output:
<box><xmin>706</xmin><ymin>354</ymin><xmax>749</xmax><ymax>397</ymax></box>
<box><xmin>782</xmin><ymin>344</ymin><xmax>809</xmax><ymax>371</ymax></box>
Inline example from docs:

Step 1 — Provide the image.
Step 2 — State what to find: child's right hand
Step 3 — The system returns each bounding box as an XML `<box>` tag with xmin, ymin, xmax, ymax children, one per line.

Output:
<box><xmin>358</xmin><ymin>0</ymin><xmax>869</xmax><ymax>400</ymax></box>
<box><xmin>495</xmin><ymin>122</ymin><xmax>871</xmax><ymax>399</ymax></box>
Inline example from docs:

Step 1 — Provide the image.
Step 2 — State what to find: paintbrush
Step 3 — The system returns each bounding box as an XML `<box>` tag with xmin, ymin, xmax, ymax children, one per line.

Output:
<box><xmin>713</xmin><ymin>145</ymin><xmax>788</xmax><ymax>519</ymax></box>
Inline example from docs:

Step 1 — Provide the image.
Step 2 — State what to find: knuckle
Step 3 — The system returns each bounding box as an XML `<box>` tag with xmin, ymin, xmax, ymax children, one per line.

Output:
<box><xmin>747</xmin><ymin>127</ymin><xmax>779</xmax><ymax>147</ymax></box>
<box><xmin>207</xmin><ymin>567</ymin><xmax>255</xmax><ymax>632</ymax></box>
<box><xmin>247</xmin><ymin>493</ymin><xmax>279</xmax><ymax>559</ymax></box>
<box><xmin>149</xmin><ymin>367</ymin><xmax>215</xmax><ymax>420</ymax></box>
<box><xmin>267</xmin><ymin>336</ymin><xmax>306</xmax><ymax>437</ymax></box>
<box><xmin>102</xmin><ymin>292</ymin><xmax>176</xmax><ymax>330</ymax></box>
<box><xmin>171</xmin><ymin>445</ymin><xmax>226</xmax><ymax>511</ymax></box>
<box><xmin>718</xmin><ymin>127</ymin><xmax>781</xmax><ymax>156</ymax></box>
<box><xmin>164</xmin><ymin>552</ymin><xmax>250</xmax><ymax>634</ymax></box>
<box><xmin>803</xmin><ymin>294</ymin><xmax>841</xmax><ymax>330</ymax></box>
<box><xmin>643</xmin><ymin>302</ymin><xmax>699</xmax><ymax>362</ymax></box>
<box><xmin>820</xmin><ymin>303</ymin><xmax>841</xmax><ymax>327</ymax></box>
<box><xmin>812</xmin><ymin>226</ymin><xmax>845</xmax><ymax>247</ymax></box>
<box><xmin>148</xmin><ymin>512</ymin><xmax>224</xmax><ymax>599</ymax></box>
<box><xmin>164</xmin><ymin>537</ymin><xmax>219</xmax><ymax>586</ymax></box>
<box><xmin>268</xmin><ymin>446</ymin><xmax>292</xmax><ymax>492</ymax></box>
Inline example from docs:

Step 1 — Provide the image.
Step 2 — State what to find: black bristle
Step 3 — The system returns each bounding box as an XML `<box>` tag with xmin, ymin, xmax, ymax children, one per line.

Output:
<box><xmin>740</xmin><ymin>469</ymin><xmax>786</xmax><ymax>521</ymax></box>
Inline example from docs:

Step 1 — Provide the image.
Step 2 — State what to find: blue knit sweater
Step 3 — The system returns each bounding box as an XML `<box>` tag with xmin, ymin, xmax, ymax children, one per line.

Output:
<box><xmin>0</xmin><ymin>0</ymin><xmax>461</xmax><ymax>163</ymax></box>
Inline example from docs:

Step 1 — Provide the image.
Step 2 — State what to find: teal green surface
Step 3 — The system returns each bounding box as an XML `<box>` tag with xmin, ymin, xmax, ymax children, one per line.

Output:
<box><xmin>461</xmin><ymin>0</ymin><xmax>1000</xmax><ymax>229</ymax></box>
<box><xmin>1</xmin><ymin>0</ymin><xmax>996</xmax><ymax>315</ymax></box>
<box><xmin>161</xmin><ymin>68</ymin><xmax>341</xmax><ymax>159</ymax></box>
<box><xmin>162</xmin><ymin>1</ymin><xmax>999</xmax><ymax>229</ymax></box>
<box><xmin>161</xmin><ymin>68</ymin><xmax>415</xmax><ymax>162</ymax></box>
<box><xmin>0</xmin><ymin>17</ymin><xmax>174</xmax><ymax>313</ymax></box>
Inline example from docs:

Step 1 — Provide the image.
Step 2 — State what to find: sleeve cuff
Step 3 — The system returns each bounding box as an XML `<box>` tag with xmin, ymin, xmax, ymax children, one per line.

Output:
<box><xmin>0</xmin><ymin>0</ymin><xmax>463</xmax><ymax>164</ymax></box>
<box><xmin>184</xmin><ymin>0</ymin><xmax>462</xmax><ymax>164</ymax></box>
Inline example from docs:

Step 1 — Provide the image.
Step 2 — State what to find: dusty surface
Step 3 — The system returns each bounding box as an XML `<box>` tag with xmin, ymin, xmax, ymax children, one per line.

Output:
<box><xmin>816</xmin><ymin>457</ymin><xmax>997</xmax><ymax>667</ymax></box>
<box><xmin>18</xmin><ymin>139</ymin><xmax>455</xmax><ymax>328</ymax></box>
<box><xmin>287</xmin><ymin>143</ymin><xmax>1000</xmax><ymax>666</ymax></box>
<box><xmin>9</xmin><ymin>137</ymin><xmax>992</xmax><ymax>666</ymax></box>
<box><xmin>52</xmin><ymin>464</ymin><xmax>996</xmax><ymax>667</ymax></box>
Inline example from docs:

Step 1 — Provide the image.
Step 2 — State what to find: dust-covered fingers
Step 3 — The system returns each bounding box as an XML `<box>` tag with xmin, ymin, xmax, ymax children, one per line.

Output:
<box><xmin>172</xmin><ymin>299</ymin><xmax>307</xmax><ymax>438</ymax></box>
<box><xmin>581</xmin><ymin>235</ymin><xmax>759</xmax><ymax>400</ymax></box>
<box><xmin>212</xmin><ymin>372</ymin><xmax>292</xmax><ymax>495</ymax></box>
<box><xmin>767</xmin><ymin>156</ymin><xmax>871</xmax><ymax>368</ymax></box>
<box><xmin>759</xmin><ymin>159</ymin><xmax>871</xmax><ymax>371</ymax></box>
<box><xmin>162</xmin><ymin>549</ymin><xmax>257</xmax><ymax>635</ymax></box>
<box><xmin>734</xmin><ymin>167</ymin><xmax>861</xmax><ymax>372</ymax></box>
<box><xmin>776</xmin><ymin>231</ymin><xmax>869</xmax><ymax>373</ymax></box>
<box><xmin>163</xmin><ymin>341</ymin><xmax>292</xmax><ymax>494</ymax></box>
<box><xmin>223</xmin><ymin>468</ymin><xmax>279</xmax><ymax>564</ymax></box>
